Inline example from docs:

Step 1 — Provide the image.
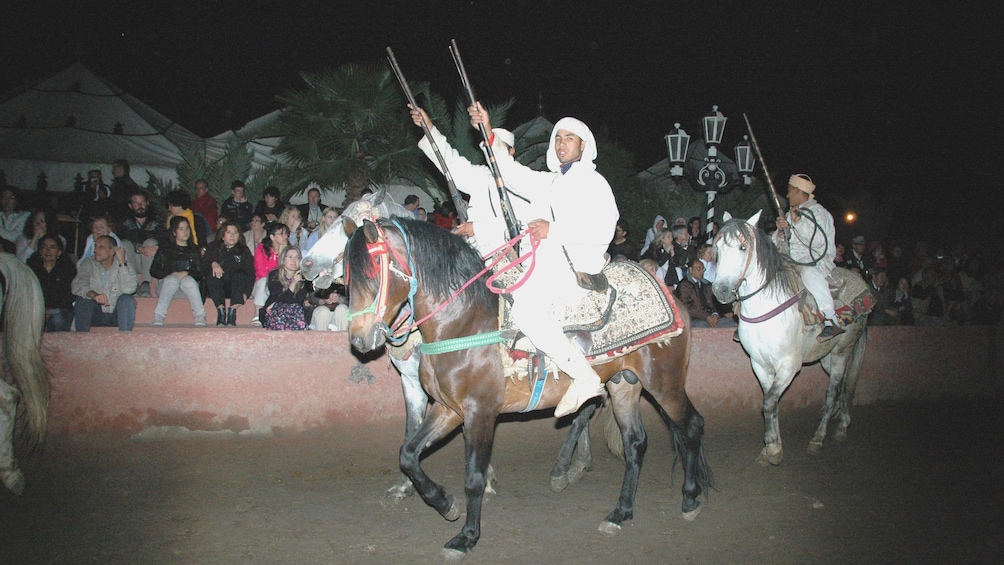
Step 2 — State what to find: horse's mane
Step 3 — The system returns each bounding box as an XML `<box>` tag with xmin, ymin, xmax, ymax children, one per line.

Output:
<box><xmin>347</xmin><ymin>218</ymin><xmax>497</xmax><ymax>310</ymax></box>
<box><xmin>718</xmin><ymin>218</ymin><xmax>797</xmax><ymax>297</ymax></box>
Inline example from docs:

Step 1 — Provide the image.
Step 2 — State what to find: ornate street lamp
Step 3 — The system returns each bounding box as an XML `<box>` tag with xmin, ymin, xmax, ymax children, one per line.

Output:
<box><xmin>665</xmin><ymin>123</ymin><xmax>690</xmax><ymax>179</ymax></box>
<box><xmin>734</xmin><ymin>135</ymin><xmax>756</xmax><ymax>185</ymax></box>
<box><xmin>698</xmin><ymin>105</ymin><xmax>728</xmax><ymax>242</ymax></box>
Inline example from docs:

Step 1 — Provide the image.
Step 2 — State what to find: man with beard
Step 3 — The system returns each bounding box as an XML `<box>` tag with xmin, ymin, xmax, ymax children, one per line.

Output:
<box><xmin>118</xmin><ymin>189</ymin><xmax>165</xmax><ymax>297</ymax></box>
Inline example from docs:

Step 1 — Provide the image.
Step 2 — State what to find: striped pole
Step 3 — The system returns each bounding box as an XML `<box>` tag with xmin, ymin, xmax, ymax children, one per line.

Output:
<box><xmin>705</xmin><ymin>190</ymin><xmax>717</xmax><ymax>244</ymax></box>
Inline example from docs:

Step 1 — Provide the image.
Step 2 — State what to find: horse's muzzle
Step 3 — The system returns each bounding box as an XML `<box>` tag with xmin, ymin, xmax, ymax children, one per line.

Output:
<box><xmin>712</xmin><ymin>281</ymin><xmax>736</xmax><ymax>304</ymax></box>
<box><xmin>349</xmin><ymin>324</ymin><xmax>387</xmax><ymax>353</ymax></box>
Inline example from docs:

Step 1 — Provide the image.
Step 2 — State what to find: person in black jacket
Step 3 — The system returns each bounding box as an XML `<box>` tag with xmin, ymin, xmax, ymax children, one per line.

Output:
<box><xmin>26</xmin><ymin>235</ymin><xmax>77</xmax><ymax>331</ymax></box>
<box><xmin>150</xmin><ymin>216</ymin><xmax>206</xmax><ymax>326</ymax></box>
<box><xmin>204</xmin><ymin>221</ymin><xmax>255</xmax><ymax>326</ymax></box>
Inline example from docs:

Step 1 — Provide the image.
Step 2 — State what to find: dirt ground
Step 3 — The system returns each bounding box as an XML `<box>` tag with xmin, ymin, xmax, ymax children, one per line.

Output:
<box><xmin>2</xmin><ymin>399</ymin><xmax>1003</xmax><ymax>564</ymax></box>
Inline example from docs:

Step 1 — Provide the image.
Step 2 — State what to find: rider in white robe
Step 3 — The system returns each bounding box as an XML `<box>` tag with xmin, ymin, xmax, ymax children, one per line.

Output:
<box><xmin>773</xmin><ymin>174</ymin><xmax>841</xmax><ymax>340</ymax></box>
<box><xmin>471</xmin><ymin>104</ymin><xmax>619</xmax><ymax>417</ymax></box>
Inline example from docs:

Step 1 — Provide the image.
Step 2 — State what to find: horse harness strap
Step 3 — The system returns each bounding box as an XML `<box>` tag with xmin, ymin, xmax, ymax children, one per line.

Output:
<box><xmin>739</xmin><ymin>294</ymin><xmax>801</xmax><ymax>323</ymax></box>
<box><xmin>418</xmin><ymin>330</ymin><xmax>517</xmax><ymax>355</ymax></box>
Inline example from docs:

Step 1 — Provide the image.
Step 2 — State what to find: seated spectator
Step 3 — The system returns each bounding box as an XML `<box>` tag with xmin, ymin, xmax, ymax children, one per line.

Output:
<box><xmin>149</xmin><ymin>216</ymin><xmax>207</xmax><ymax>326</ymax></box>
<box><xmin>165</xmin><ymin>189</ymin><xmax>207</xmax><ymax>246</ymax></box>
<box><xmin>639</xmin><ymin>215</ymin><xmax>667</xmax><ymax>257</ymax></box>
<box><xmin>607</xmin><ymin>218</ymin><xmax>638</xmax><ymax>262</ymax></box>
<box><xmin>298</xmin><ymin>187</ymin><xmax>327</xmax><ymax>233</ymax></box>
<box><xmin>254</xmin><ymin>185</ymin><xmax>284</xmax><ymax>224</ymax></box>
<box><xmin>26</xmin><ymin>235</ymin><xmax>77</xmax><ymax>331</ymax></box>
<box><xmin>833</xmin><ymin>242</ymin><xmax>847</xmax><ymax>269</ymax></box>
<box><xmin>77</xmin><ymin>214</ymin><xmax>123</xmax><ymax>267</ymax></box>
<box><xmin>697</xmin><ymin>243</ymin><xmax>716</xmax><ymax>283</ymax></box>
<box><xmin>71</xmin><ymin>235</ymin><xmax>137</xmax><ymax>331</ymax></box>
<box><xmin>302</xmin><ymin>206</ymin><xmax>339</xmax><ymax>252</ymax></box>
<box><xmin>280</xmin><ymin>205</ymin><xmax>307</xmax><ymax>248</ymax></box>
<box><xmin>251</xmin><ymin>222</ymin><xmax>290</xmax><ymax>327</ymax></box>
<box><xmin>190</xmin><ymin>179</ymin><xmax>218</xmax><ymax>230</ymax></box>
<box><xmin>307</xmin><ymin>284</ymin><xmax>349</xmax><ymax>331</ymax></box>
<box><xmin>638</xmin><ymin>258</ymin><xmax>659</xmax><ymax>278</ymax></box>
<box><xmin>262</xmin><ymin>247</ymin><xmax>312</xmax><ymax>330</ymax></box>
<box><xmin>416</xmin><ymin>207</ymin><xmax>428</xmax><ymax>221</ymax></box>
<box><xmin>204</xmin><ymin>221</ymin><xmax>255</xmax><ymax>326</ymax></box>
<box><xmin>222</xmin><ymin>180</ymin><xmax>254</xmax><ymax>232</ymax></box>
<box><xmin>912</xmin><ymin>266</ymin><xmax>951</xmax><ymax>325</ymax></box>
<box><xmin>243</xmin><ymin>213</ymin><xmax>267</xmax><ymax>252</ymax></box>
<box><xmin>867</xmin><ymin>268</ymin><xmax>896</xmax><ymax>326</ymax></box>
<box><xmin>0</xmin><ymin>186</ymin><xmax>32</xmax><ymax>253</ymax></box>
<box><xmin>117</xmin><ymin>189</ymin><xmax>164</xmax><ymax>297</ymax></box>
<box><xmin>16</xmin><ymin>209</ymin><xmax>64</xmax><ymax>262</ymax></box>
<box><xmin>644</xmin><ymin>228</ymin><xmax>682</xmax><ymax>290</ymax></box>
<box><xmin>675</xmin><ymin>258</ymin><xmax>735</xmax><ymax>328</ymax></box>
<box><xmin>891</xmin><ymin>276</ymin><xmax>914</xmax><ymax>325</ymax></box>
<box><xmin>687</xmin><ymin>216</ymin><xmax>702</xmax><ymax>246</ymax></box>
<box><xmin>870</xmin><ymin>242</ymin><xmax>888</xmax><ymax>271</ymax></box>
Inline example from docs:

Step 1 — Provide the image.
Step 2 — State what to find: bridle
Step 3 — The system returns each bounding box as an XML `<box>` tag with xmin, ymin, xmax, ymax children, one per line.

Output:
<box><xmin>714</xmin><ymin>222</ymin><xmax>798</xmax><ymax>322</ymax></box>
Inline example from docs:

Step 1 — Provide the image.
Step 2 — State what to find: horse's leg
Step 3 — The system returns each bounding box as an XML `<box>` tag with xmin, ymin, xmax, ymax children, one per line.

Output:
<box><xmin>442</xmin><ymin>407</ymin><xmax>499</xmax><ymax>559</ymax></box>
<box><xmin>0</xmin><ymin>379</ymin><xmax>25</xmax><ymax>496</ymax></box>
<box><xmin>597</xmin><ymin>377</ymin><xmax>646</xmax><ymax>536</ymax></box>
<box><xmin>550</xmin><ymin>401</ymin><xmax>596</xmax><ymax>493</ymax></box>
<box><xmin>400</xmin><ymin>403</ymin><xmax>464</xmax><ymax>521</ymax></box>
<box><xmin>835</xmin><ymin>326</ymin><xmax>867</xmax><ymax>441</ymax></box>
<box><xmin>809</xmin><ymin>350</ymin><xmax>848</xmax><ymax>454</ymax></box>
<box><xmin>752</xmin><ymin>359</ymin><xmax>798</xmax><ymax>466</ymax></box>
<box><xmin>385</xmin><ymin>352</ymin><xmax>427</xmax><ymax>502</ymax></box>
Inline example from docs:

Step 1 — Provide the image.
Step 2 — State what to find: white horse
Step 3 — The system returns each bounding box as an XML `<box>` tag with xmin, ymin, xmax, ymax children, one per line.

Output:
<box><xmin>0</xmin><ymin>253</ymin><xmax>49</xmax><ymax>495</ymax></box>
<box><xmin>712</xmin><ymin>211</ymin><xmax>870</xmax><ymax>465</ymax></box>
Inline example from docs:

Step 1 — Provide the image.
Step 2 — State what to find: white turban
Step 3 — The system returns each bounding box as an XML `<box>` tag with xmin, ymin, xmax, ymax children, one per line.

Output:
<box><xmin>789</xmin><ymin>174</ymin><xmax>816</xmax><ymax>196</ymax></box>
<box><xmin>546</xmin><ymin>117</ymin><xmax>598</xmax><ymax>172</ymax></box>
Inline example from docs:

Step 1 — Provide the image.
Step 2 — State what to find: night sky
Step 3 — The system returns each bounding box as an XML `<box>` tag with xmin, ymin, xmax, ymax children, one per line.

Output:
<box><xmin>3</xmin><ymin>1</ymin><xmax>994</xmax><ymax>241</ymax></box>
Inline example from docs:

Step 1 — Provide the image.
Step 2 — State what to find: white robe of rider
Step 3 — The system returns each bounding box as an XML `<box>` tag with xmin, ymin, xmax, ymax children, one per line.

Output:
<box><xmin>488</xmin><ymin>116</ymin><xmax>619</xmax><ymax>416</ymax></box>
<box><xmin>418</xmin><ymin>126</ymin><xmax>527</xmax><ymax>258</ymax></box>
<box><xmin>773</xmin><ymin>174</ymin><xmax>838</xmax><ymax>323</ymax></box>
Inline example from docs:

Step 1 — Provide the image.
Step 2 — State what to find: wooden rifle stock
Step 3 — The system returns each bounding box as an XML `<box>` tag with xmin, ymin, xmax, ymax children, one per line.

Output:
<box><xmin>386</xmin><ymin>47</ymin><xmax>468</xmax><ymax>223</ymax></box>
<box><xmin>449</xmin><ymin>39</ymin><xmax>521</xmax><ymax>244</ymax></box>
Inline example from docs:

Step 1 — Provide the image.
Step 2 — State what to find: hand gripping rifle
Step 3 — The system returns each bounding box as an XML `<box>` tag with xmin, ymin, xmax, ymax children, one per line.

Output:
<box><xmin>386</xmin><ymin>47</ymin><xmax>469</xmax><ymax>223</ymax></box>
<box><xmin>742</xmin><ymin>113</ymin><xmax>788</xmax><ymax>242</ymax></box>
<box><xmin>449</xmin><ymin>39</ymin><xmax>521</xmax><ymax>244</ymax></box>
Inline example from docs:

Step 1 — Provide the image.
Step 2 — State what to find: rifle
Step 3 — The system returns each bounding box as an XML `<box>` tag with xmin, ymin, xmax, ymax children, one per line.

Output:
<box><xmin>386</xmin><ymin>46</ymin><xmax>468</xmax><ymax>223</ymax></box>
<box><xmin>742</xmin><ymin>113</ymin><xmax>788</xmax><ymax>242</ymax></box>
<box><xmin>449</xmin><ymin>39</ymin><xmax>521</xmax><ymax>244</ymax></box>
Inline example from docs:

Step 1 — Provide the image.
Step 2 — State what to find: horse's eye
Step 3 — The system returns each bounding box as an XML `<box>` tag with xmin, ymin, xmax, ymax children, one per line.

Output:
<box><xmin>739</xmin><ymin>244</ymin><xmax>747</xmax><ymax>252</ymax></box>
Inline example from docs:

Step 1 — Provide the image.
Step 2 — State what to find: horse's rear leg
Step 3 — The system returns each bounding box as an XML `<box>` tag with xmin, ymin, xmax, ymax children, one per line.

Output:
<box><xmin>442</xmin><ymin>408</ymin><xmax>498</xmax><ymax>559</ymax></box>
<box><xmin>550</xmin><ymin>402</ymin><xmax>596</xmax><ymax>492</ymax></box>
<box><xmin>0</xmin><ymin>380</ymin><xmax>25</xmax><ymax>496</ymax></box>
<box><xmin>835</xmin><ymin>327</ymin><xmax>867</xmax><ymax>441</ymax></box>
<box><xmin>809</xmin><ymin>351</ymin><xmax>848</xmax><ymax>454</ymax></box>
<box><xmin>400</xmin><ymin>404</ymin><xmax>464</xmax><ymax>521</ymax></box>
<box><xmin>598</xmin><ymin>379</ymin><xmax>646</xmax><ymax>536</ymax></box>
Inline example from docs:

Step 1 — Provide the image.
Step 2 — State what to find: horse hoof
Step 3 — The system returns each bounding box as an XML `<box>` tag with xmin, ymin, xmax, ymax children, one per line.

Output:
<box><xmin>567</xmin><ymin>459</ymin><xmax>590</xmax><ymax>485</ymax></box>
<box><xmin>682</xmin><ymin>504</ymin><xmax>703</xmax><ymax>522</ymax></box>
<box><xmin>441</xmin><ymin>547</ymin><xmax>467</xmax><ymax>561</ymax></box>
<box><xmin>443</xmin><ymin>500</ymin><xmax>461</xmax><ymax>522</ymax></box>
<box><xmin>598</xmin><ymin>521</ymin><xmax>622</xmax><ymax>537</ymax></box>
<box><xmin>756</xmin><ymin>446</ymin><xmax>783</xmax><ymax>466</ymax></box>
<box><xmin>834</xmin><ymin>428</ymin><xmax>848</xmax><ymax>442</ymax></box>
<box><xmin>806</xmin><ymin>439</ymin><xmax>824</xmax><ymax>455</ymax></box>
<box><xmin>1</xmin><ymin>467</ymin><xmax>25</xmax><ymax>496</ymax></box>
<box><xmin>550</xmin><ymin>474</ymin><xmax>569</xmax><ymax>493</ymax></box>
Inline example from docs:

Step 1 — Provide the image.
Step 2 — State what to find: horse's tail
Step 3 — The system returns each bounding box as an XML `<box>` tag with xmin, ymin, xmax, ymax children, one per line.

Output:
<box><xmin>840</xmin><ymin>324</ymin><xmax>868</xmax><ymax>409</ymax></box>
<box><xmin>0</xmin><ymin>254</ymin><xmax>49</xmax><ymax>454</ymax></box>
<box><xmin>657</xmin><ymin>403</ymin><xmax>715</xmax><ymax>495</ymax></box>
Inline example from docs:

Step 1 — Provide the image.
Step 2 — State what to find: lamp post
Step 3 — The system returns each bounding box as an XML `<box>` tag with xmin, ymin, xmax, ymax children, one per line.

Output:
<box><xmin>665</xmin><ymin>123</ymin><xmax>690</xmax><ymax>180</ymax></box>
<box><xmin>698</xmin><ymin>105</ymin><xmax>728</xmax><ymax>242</ymax></box>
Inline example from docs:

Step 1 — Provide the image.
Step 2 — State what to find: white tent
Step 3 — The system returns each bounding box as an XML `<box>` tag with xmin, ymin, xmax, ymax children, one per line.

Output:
<box><xmin>0</xmin><ymin>63</ymin><xmax>202</xmax><ymax>192</ymax></box>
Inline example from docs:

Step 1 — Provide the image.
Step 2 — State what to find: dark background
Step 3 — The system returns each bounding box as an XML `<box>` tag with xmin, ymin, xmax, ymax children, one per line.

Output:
<box><xmin>3</xmin><ymin>1</ymin><xmax>995</xmax><ymax>243</ymax></box>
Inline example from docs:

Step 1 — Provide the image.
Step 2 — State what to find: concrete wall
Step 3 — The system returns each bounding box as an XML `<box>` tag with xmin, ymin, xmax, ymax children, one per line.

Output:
<box><xmin>18</xmin><ymin>325</ymin><xmax>1004</xmax><ymax>436</ymax></box>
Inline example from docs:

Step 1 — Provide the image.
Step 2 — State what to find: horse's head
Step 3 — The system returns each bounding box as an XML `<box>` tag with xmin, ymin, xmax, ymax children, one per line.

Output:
<box><xmin>345</xmin><ymin>219</ymin><xmax>415</xmax><ymax>353</ymax></box>
<box><xmin>712</xmin><ymin>210</ymin><xmax>762</xmax><ymax>304</ymax></box>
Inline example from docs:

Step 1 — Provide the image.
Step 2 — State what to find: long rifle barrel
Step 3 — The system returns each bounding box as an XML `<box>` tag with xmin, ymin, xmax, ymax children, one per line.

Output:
<box><xmin>449</xmin><ymin>39</ymin><xmax>521</xmax><ymax>243</ymax></box>
<box><xmin>386</xmin><ymin>47</ymin><xmax>468</xmax><ymax>223</ymax></box>
<box><xmin>742</xmin><ymin>113</ymin><xmax>783</xmax><ymax>217</ymax></box>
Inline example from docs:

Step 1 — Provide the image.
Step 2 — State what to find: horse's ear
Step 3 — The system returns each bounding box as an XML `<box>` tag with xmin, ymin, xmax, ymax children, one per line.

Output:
<box><xmin>371</xmin><ymin>183</ymin><xmax>386</xmax><ymax>206</ymax></box>
<box><xmin>343</xmin><ymin>217</ymin><xmax>358</xmax><ymax>237</ymax></box>
<box><xmin>746</xmin><ymin>209</ymin><xmax>763</xmax><ymax>228</ymax></box>
<box><xmin>361</xmin><ymin>219</ymin><xmax>380</xmax><ymax>243</ymax></box>
<box><xmin>723</xmin><ymin>211</ymin><xmax>733</xmax><ymax>223</ymax></box>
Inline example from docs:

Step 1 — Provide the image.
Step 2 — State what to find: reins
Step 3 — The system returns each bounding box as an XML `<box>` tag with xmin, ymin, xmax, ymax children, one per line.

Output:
<box><xmin>717</xmin><ymin>222</ymin><xmax>799</xmax><ymax>323</ymax></box>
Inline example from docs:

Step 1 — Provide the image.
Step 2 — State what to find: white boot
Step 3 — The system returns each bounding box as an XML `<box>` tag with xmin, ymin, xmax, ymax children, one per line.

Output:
<box><xmin>554</xmin><ymin>360</ymin><xmax>604</xmax><ymax>418</ymax></box>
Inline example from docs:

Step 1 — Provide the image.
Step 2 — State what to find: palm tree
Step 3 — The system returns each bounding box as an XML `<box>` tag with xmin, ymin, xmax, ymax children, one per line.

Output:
<box><xmin>271</xmin><ymin>62</ymin><xmax>439</xmax><ymax>205</ymax></box>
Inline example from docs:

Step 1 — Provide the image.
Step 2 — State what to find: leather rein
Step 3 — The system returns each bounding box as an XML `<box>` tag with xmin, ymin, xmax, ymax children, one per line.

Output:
<box><xmin>715</xmin><ymin>224</ymin><xmax>799</xmax><ymax>324</ymax></box>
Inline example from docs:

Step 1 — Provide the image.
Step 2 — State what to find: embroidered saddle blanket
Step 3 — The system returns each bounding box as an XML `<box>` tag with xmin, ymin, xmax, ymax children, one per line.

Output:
<box><xmin>795</xmin><ymin>266</ymin><xmax>875</xmax><ymax>326</ymax></box>
<box><xmin>499</xmin><ymin>260</ymin><xmax>684</xmax><ymax>381</ymax></box>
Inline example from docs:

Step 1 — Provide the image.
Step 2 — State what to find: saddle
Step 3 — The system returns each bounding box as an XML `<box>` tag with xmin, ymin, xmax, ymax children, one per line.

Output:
<box><xmin>498</xmin><ymin>261</ymin><xmax>685</xmax><ymax>384</ymax></box>
<box><xmin>793</xmin><ymin>267</ymin><xmax>875</xmax><ymax>327</ymax></box>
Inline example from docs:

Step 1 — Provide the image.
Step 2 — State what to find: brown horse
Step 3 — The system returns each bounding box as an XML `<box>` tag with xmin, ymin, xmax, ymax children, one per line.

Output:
<box><xmin>346</xmin><ymin>218</ymin><xmax>711</xmax><ymax>559</ymax></box>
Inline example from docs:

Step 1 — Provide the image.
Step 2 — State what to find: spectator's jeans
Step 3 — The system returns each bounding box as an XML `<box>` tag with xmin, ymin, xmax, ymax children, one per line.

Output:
<box><xmin>73</xmin><ymin>295</ymin><xmax>136</xmax><ymax>332</ymax></box>
<box><xmin>45</xmin><ymin>308</ymin><xmax>74</xmax><ymax>332</ymax></box>
<box><xmin>155</xmin><ymin>275</ymin><xmax>205</xmax><ymax>319</ymax></box>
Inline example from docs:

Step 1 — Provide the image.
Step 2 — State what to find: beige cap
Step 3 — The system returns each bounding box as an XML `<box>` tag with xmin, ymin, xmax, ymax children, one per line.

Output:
<box><xmin>789</xmin><ymin>174</ymin><xmax>816</xmax><ymax>195</ymax></box>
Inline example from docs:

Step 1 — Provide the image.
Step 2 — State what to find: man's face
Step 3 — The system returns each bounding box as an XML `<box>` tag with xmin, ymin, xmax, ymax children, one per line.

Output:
<box><xmin>91</xmin><ymin>219</ymin><xmax>110</xmax><ymax>238</ymax></box>
<box><xmin>873</xmin><ymin>271</ymin><xmax>888</xmax><ymax>287</ymax></box>
<box><xmin>308</xmin><ymin>190</ymin><xmax>320</xmax><ymax>206</ymax></box>
<box><xmin>88</xmin><ymin>172</ymin><xmax>102</xmax><ymax>185</ymax></box>
<box><xmin>93</xmin><ymin>238</ymin><xmax>113</xmax><ymax>263</ymax></box>
<box><xmin>675</xmin><ymin>230</ymin><xmax>689</xmax><ymax>244</ymax></box>
<box><xmin>112</xmin><ymin>165</ymin><xmax>125</xmax><ymax>178</ymax></box>
<box><xmin>232</xmin><ymin>186</ymin><xmax>246</xmax><ymax>201</ymax></box>
<box><xmin>554</xmin><ymin>129</ymin><xmax>585</xmax><ymax>164</ymax></box>
<box><xmin>853</xmin><ymin>242</ymin><xmax>866</xmax><ymax>254</ymax></box>
<box><xmin>690</xmin><ymin>262</ymin><xmax>705</xmax><ymax>279</ymax></box>
<box><xmin>786</xmin><ymin>184</ymin><xmax>809</xmax><ymax>207</ymax></box>
<box><xmin>129</xmin><ymin>195</ymin><xmax>148</xmax><ymax>215</ymax></box>
<box><xmin>265</xmin><ymin>194</ymin><xmax>277</xmax><ymax>206</ymax></box>
<box><xmin>195</xmin><ymin>182</ymin><xmax>208</xmax><ymax>197</ymax></box>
